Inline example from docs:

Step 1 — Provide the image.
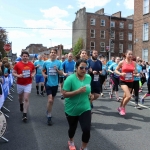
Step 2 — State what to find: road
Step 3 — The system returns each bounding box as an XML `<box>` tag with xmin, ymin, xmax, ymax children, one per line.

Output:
<box><xmin>1</xmin><ymin>81</ymin><xmax>150</xmax><ymax>150</ymax></box>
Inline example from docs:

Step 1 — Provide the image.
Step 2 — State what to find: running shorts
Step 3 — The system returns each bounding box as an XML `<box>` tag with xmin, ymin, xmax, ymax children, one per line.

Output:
<box><xmin>17</xmin><ymin>84</ymin><xmax>32</xmax><ymax>94</ymax></box>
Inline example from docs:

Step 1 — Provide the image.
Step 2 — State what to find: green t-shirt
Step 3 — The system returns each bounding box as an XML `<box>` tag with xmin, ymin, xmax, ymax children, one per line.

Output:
<box><xmin>63</xmin><ymin>73</ymin><xmax>91</xmax><ymax>116</ymax></box>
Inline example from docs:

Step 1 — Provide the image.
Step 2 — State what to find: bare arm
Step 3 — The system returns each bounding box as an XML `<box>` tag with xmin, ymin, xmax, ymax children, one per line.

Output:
<box><xmin>12</xmin><ymin>69</ymin><xmax>23</xmax><ymax>78</ymax></box>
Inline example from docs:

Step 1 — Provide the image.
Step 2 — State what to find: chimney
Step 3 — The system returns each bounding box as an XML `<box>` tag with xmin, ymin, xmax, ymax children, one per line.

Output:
<box><xmin>95</xmin><ymin>8</ymin><xmax>104</xmax><ymax>15</ymax></box>
<box><xmin>112</xmin><ymin>11</ymin><xmax>121</xmax><ymax>18</ymax></box>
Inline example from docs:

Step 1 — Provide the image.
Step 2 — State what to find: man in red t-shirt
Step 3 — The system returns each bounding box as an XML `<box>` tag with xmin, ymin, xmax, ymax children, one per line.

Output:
<box><xmin>13</xmin><ymin>51</ymin><xmax>35</xmax><ymax>122</ymax></box>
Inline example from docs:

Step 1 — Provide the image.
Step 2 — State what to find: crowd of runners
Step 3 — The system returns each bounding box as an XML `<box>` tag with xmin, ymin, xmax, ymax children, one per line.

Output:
<box><xmin>1</xmin><ymin>49</ymin><xmax>150</xmax><ymax>150</ymax></box>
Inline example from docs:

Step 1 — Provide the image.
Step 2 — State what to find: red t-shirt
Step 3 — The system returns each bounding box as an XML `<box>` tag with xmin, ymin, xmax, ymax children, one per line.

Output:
<box><xmin>13</xmin><ymin>61</ymin><xmax>35</xmax><ymax>85</ymax></box>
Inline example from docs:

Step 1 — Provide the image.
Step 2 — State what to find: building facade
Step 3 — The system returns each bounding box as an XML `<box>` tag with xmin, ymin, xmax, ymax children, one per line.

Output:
<box><xmin>73</xmin><ymin>8</ymin><xmax>134</xmax><ymax>59</ymax></box>
<box><xmin>134</xmin><ymin>0</ymin><xmax>150</xmax><ymax>62</ymax></box>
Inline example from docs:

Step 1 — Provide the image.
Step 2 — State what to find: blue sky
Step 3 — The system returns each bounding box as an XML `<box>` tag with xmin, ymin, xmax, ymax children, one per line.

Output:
<box><xmin>0</xmin><ymin>0</ymin><xmax>134</xmax><ymax>55</ymax></box>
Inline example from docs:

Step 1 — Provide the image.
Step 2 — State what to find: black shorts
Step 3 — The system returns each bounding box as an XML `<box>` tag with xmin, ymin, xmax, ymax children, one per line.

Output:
<box><xmin>45</xmin><ymin>85</ymin><xmax>58</xmax><ymax>97</ymax></box>
<box><xmin>91</xmin><ymin>86</ymin><xmax>100</xmax><ymax>94</ymax></box>
<box><xmin>59</xmin><ymin>77</ymin><xmax>64</xmax><ymax>84</ymax></box>
<box><xmin>120</xmin><ymin>80</ymin><xmax>133</xmax><ymax>89</ymax></box>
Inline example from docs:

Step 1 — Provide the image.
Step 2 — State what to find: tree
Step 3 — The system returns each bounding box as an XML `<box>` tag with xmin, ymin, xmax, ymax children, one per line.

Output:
<box><xmin>72</xmin><ymin>38</ymin><xmax>83</xmax><ymax>56</ymax></box>
<box><xmin>0</xmin><ymin>27</ymin><xmax>8</xmax><ymax>57</ymax></box>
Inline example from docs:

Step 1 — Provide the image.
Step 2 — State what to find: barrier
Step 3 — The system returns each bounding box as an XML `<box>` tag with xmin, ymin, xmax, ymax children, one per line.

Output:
<box><xmin>0</xmin><ymin>73</ymin><xmax>14</xmax><ymax>142</ymax></box>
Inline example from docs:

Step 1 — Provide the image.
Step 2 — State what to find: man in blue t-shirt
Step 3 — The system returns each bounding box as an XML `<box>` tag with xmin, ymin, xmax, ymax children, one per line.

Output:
<box><xmin>42</xmin><ymin>49</ymin><xmax>63</xmax><ymax>126</ymax></box>
<box><xmin>34</xmin><ymin>55</ymin><xmax>45</xmax><ymax>96</ymax></box>
<box><xmin>88</xmin><ymin>50</ymin><xmax>102</xmax><ymax>103</ymax></box>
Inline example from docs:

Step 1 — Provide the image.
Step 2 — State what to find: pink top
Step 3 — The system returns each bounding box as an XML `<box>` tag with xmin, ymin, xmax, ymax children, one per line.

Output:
<box><xmin>120</xmin><ymin>60</ymin><xmax>135</xmax><ymax>82</ymax></box>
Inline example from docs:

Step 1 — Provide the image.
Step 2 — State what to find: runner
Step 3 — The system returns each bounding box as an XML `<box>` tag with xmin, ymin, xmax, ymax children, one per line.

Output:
<box><xmin>108</xmin><ymin>57</ymin><xmax>121</xmax><ymax>101</ymax></box>
<box><xmin>88</xmin><ymin>50</ymin><xmax>102</xmax><ymax>102</ymax></box>
<box><xmin>62</xmin><ymin>59</ymin><xmax>93</xmax><ymax>150</ymax></box>
<box><xmin>140</xmin><ymin>64</ymin><xmax>150</xmax><ymax>104</ymax></box>
<box><xmin>106</xmin><ymin>56</ymin><xmax>115</xmax><ymax>68</ymax></box>
<box><xmin>42</xmin><ymin>49</ymin><xmax>63</xmax><ymax>125</ymax></box>
<box><xmin>115</xmin><ymin>50</ymin><xmax>137</xmax><ymax>116</ymax></box>
<box><xmin>34</xmin><ymin>55</ymin><xmax>45</xmax><ymax>96</ymax></box>
<box><xmin>13</xmin><ymin>51</ymin><xmax>35</xmax><ymax>122</ymax></box>
<box><xmin>131</xmin><ymin>58</ymin><xmax>142</xmax><ymax>109</ymax></box>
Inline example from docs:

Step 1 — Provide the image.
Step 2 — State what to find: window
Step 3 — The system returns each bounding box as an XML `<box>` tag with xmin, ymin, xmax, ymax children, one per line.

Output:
<box><xmin>143</xmin><ymin>23</ymin><xmax>149</xmax><ymax>41</ymax></box>
<box><xmin>90</xmin><ymin>29</ymin><xmax>95</xmax><ymax>38</ymax></box>
<box><xmin>100</xmin><ymin>42</ymin><xmax>105</xmax><ymax>52</ymax></box>
<box><xmin>143</xmin><ymin>0</ymin><xmax>149</xmax><ymax>14</ymax></box>
<box><xmin>128</xmin><ymin>33</ymin><xmax>132</xmax><ymax>41</ymax></box>
<box><xmin>90</xmin><ymin>41</ymin><xmax>95</xmax><ymax>50</ymax></box>
<box><xmin>120</xmin><ymin>22</ymin><xmax>124</xmax><ymax>28</ymax></box>
<box><xmin>128</xmin><ymin>44</ymin><xmax>132</xmax><ymax>50</ymax></box>
<box><xmin>142</xmin><ymin>49</ymin><xmax>148</xmax><ymax>62</ymax></box>
<box><xmin>111</xmin><ymin>21</ymin><xmax>115</xmax><ymax>27</ymax></box>
<box><xmin>90</xmin><ymin>18</ymin><xmax>96</xmax><ymax>25</ymax></box>
<box><xmin>128</xmin><ymin>24</ymin><xmax>133</xmax><ymax>29</ymax></box>
<box><xmin>100</xmin><ymin>31</ymin><xmax>105</xmax><ymax>39</ymax></box>
<box><xmin>101</xmin><ymin>19</ymin><xmax>105</xmax><ymax>26</ymax></box>
<box><xmin>111</xmin><ymin>31</ymin><xmax>115</xmax><ymax>39</ymax></box>
<box><xmin>119</xmin><ymin>44</ymin><xmax>123</xmax><ymax>53</ymax></box>
<box><xmin>110</xmin><ymin>43</ymin><xmax>114</xmax><ymax>52</ymax></box>
<box><xmin>119</xmin><ymin>32</ymin><xmax>124</xmax><ymax>40</ymax></box>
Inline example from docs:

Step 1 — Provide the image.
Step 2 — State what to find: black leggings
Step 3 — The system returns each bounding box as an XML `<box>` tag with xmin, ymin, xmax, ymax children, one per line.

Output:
<box><xmin>147</xmin><ymin>84</ymin><xmax>150</xmax><ymax>94</ymax></box>
<box><xmin>100</xmin><ymin>75</ymin><xmax>106</xmax><ymax>93</ymax></box>
<box><xmin>111</xmin><ymin>76</ymin><xmax>119</xmax><ymax>91</ymax></box>
<box><xmin>131</xmin><ymin>80</ymin><xmax>139</xmax><ymax>104</ymax></box>
<box><xmin>66</xmin><ymin>110</ymin><xmax>91</xmax><ymax>143</ymax></box>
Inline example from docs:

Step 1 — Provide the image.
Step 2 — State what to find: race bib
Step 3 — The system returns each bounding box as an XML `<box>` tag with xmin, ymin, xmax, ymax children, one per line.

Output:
<box><xmin>143</xmin><ymin>69</ymin><xmax>146</xmax><ymax>73</ymax></box>
<box><xmin>94</xmin><ymin>75</ymin><xmax>99</xmax><ymax>81</ymax></box>
<box><xmin>22</xmin><ymin>70</ymin><xmax>30</xmax><ymax>78</ymax></box>
<box><xmin>48</xmin><ymin>68</ymin><xmax>57</xmax><ymax>76</ymax></box>
<box><xmin>39</xmin><ymin>66</ymin><xmax>42</xmax><ymax>70</ymax></box>
<box><xmin>68</xmin><ymin>72</ymin><xmax>73</xmax><ymax>76</ymax></box>
<box><xmin>125</xmin><ymin>72</ymin><xmax>133</xmax><ymax>80</ymax></box>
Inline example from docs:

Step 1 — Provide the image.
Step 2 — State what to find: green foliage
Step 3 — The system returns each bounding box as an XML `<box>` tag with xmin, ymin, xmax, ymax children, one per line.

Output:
<box><xmin>0</xmin><ymin>27</ymin><xmax>8</xmax><ymax>57</ymax></box>
<box><xmin>72</xmin><ymin>38</ymin><xmax>83</xmax><ymax>56</ymax></box>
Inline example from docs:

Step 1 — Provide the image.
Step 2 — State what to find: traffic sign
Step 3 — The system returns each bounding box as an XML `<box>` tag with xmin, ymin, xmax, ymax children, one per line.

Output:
<box><xmin>3</xmin><ymin>44</ymin><xmax>11</xmax><ymax>53</ymax></box>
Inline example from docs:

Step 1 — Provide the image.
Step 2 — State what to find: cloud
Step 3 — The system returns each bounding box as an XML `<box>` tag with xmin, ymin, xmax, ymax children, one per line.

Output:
<box><xmin>8</xmin><ymin>30</ymin><xmax>34</xmax><ymax>39</ymax></box>
<box><xmin>67</xmin><ymin>5</ymin><xmax>74</xmax><ymax>9</ymax></box>
<box><xmin>124</xmin><ymin>0</ymin><xmax>134</xmax><ymax>9</ymax></box>
<box><xmin>116</xmin><ymin>2</ymin><xmax>120</xmax><ymax>6</ymax></box>
<box><xmin>77</xmin><ymin>0</ymin><xmax>111</xmax><ymax>8</ymax></box>
<box><xmin>40</xmin><ymin>6</ymin><xmax>69</xmax><ymax>18</ymax></box>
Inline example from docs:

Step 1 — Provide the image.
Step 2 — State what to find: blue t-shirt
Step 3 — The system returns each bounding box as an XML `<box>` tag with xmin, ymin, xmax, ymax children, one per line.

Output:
<box><xmin>101</xmin><ymin>64</ymin><xmax>107</xmax><ymax>76</ymax></box>
<box><xmin>88</xmin><ymin>59</ymin><xmax>102</xmax><ymax>86</ymax></box>
<box><xmin>43</xmin><ymin>59</ymin><xmax>62</xmax><ymax>86</ymax></box>
<box><xmin>34</xmin><ymin>60</ymin><xmax>45</xmax><ymax>75</ymax></box>
<box><xmin>106</xmin><ymin>60</ymin><xmax>114</xmax><ymax>68</ymax></box>
<box><xmin>4</xmin><ymin>68</ymin><xmax>8</xmax><ymax>75</ymax></box>
<box><xmin>109</xmin><ymin>63</ymin><xmax>120</xmax><ymax>78</ymax></box>
<box><xmin>62</xmin><ymin>60</ymin><xmax>75</xmax><ymax>75</ymax></box>
<box><xmin>134</xmin><ymin>64</ymin><xmax>142</xmax><ymax>81</ymax></box>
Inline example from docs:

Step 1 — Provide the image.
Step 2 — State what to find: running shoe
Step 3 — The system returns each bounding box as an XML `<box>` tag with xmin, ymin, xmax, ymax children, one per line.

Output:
<box><xmin>116</xmin><ymin>97</ymin><xmax>122</xmax><ymax>102</ymax></box>
<box><xmin>140</xmin><ymin>98</ymin><xmax>144</xmax><ymax>104</ymax></box>
<box><xmin>139</xmin><ymin>89</ymin><xmax>142</xmax><ymax>93</ymax></box>
<box><xmin>20</xmin><ymin>103</ymin><xmax>23</xmax><ymax>112</ymax></box>
<box><xmin>101</xmin><ymin>93</ymin><xmax>104</xmax><ymax>97</ymax></box>
<box><xmin>117</xmin><ymin>107</ymin><xmax>121</xmax><ymax>112</ymax></box>
<box><xmin>119</xmin><ymin>107</ymin><xmax>126</xmax><ymax>116</ymax></box>
<box><xmin>22</xmin><ymin>114</ymin><xmax>27</xmax><ymax>122</ymax></box>
<box><xmin>40</xmin><ymin>92</ymin><xmax>45</xmax><ymax>97</ymax></box>
<box><xmin>47</xmin><ymin>117</ymin><xmax>53</xmax><ymax>126</ymax></box>
<box><xmin>61</xmin><ymin>95</ymin><xmax>64</xmax><ymax>100</ymax></box>
<box><xmin>134</xmin><ymin>105</ymin><xmax>141</xmax><ymax>109</ymax></box>
<box><xmin>80</xmin><ymin>147</ymin><xmax>88</xmax><ymax>150</ymax></box>
<box><xmin>68</xmin><ymin>141</ymin><xmax>76</xmax><ymax>150</ymax></box>
<box><xmin>109</xmin><ymin>92</ymin><xmax>112</xmax><ymax>99</ymax></box>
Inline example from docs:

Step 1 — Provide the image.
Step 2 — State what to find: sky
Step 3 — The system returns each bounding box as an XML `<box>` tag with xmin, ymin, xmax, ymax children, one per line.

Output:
<box><xmin>0</xmin><ymin>0</ymin><xmax>134</xmax><ymax>56</ymax></box>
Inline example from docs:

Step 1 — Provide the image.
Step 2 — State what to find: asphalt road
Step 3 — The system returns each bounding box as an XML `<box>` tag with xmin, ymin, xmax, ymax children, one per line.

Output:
<box><xmin>1</xmin><ymin>81</ymin><xmax>150</xmax><ymax>150</ymax></box>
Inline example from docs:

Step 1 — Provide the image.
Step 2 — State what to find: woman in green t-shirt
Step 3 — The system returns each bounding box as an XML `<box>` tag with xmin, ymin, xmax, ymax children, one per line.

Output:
<box><xmin>63</xmin><ymin>59</ymin><xmax>93</xmax><ymax>150</ymax></box>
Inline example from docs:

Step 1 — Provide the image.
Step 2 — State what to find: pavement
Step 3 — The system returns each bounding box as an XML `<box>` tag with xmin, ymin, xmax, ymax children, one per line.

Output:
<box><xmin>1</xmin><ymin>81</ymin><xmax>150</xmax><ymax>150</ymax></box>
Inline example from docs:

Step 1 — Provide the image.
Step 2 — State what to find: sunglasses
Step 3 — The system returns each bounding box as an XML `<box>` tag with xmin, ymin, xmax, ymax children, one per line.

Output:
<box><xmin>79</xmin><ymin>66</ymin><xmax>88</xmax><ymax>70</ymax></box>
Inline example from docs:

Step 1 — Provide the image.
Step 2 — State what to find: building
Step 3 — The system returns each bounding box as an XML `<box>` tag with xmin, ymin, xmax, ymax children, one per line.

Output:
<box><xmin>134</xmin><ymin>0</ymin><xmax>150</xmax><ymax>62</ymax></box>
<box><xmin>72</xmin><ymin>8</ymin><xmax>134</xmax><ymax>59</ymax></box>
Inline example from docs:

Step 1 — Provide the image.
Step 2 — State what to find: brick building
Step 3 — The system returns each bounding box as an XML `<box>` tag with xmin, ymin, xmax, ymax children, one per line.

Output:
<box><xmin>134</xmin><ymin>0</ymin><xmax>150</xmax><ymax>62</ymax></box>
<box><xmin>72</xmin><ymin>8</ymin><xmax>134</xmax><ymax>59</ymax></box>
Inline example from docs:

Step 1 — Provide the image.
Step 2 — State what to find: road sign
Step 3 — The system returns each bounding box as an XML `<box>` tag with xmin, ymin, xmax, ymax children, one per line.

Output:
<box><xmin>3</xmin><ymin>44</ymin><xmax>11</xmax><ymax>53</ymax></box>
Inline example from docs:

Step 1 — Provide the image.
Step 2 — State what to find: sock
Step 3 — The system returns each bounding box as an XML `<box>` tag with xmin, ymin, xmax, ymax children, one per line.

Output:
<box><xmin>41</xmin><ymin>86</ymin><xmax>44</xmax><ymax>93</ymax></box>
<box><xmin>47</xmin><ymin>113</ymin><xmax>51</xmax><ymax>117</ymax></box>
<box><xmin>36</xmin><ymin>86</ymin><xmax>39</xmax><ymax>91</ymax></box>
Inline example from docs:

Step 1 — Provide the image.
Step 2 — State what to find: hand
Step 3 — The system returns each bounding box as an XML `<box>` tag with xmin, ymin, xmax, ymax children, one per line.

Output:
<box><xmin>54</xmin><ymin>66</ymin><xmax>58</xmax><ymax>70</ymax></box>
<box><xmin>43</xmin><ymin>74</ymin><xmax>48</xmax><ymax>78</ymax></box>
<box><xmin>93</xmin><ymin>71</ymin><xmax>97</xmax><ymax>74</ymax></box>
<box><xmin>18</xmin><ymin>74</ymin><xmax>23</xmax><ymax>78</ymax></box>
<box><xmin>120</xmin><ymin>73</ymin><xmax>126</xmax><ymax>77</ymax></box>
<box><xmin>78</xmin><ymin>86</ymin><xmax>86</xmax><ymax>93</ymax></box>
<box><xmin>89</xmin><ymin>67</ymin><xmax>92</xmax><ymax>72</ymax></box>
<box><xmin>31</xmin><ymin>74</ymin><xmax>35</xmax><ymax>78</ymax></box>
<box><xmin>89</xmin><ymin>94</ymin><xmax>94</xmax><ymax>102</ymax></box>
<box><xmin>63</xmin><ymin>73</ymin><xmax>68</xmax><ymax>76</ymax></box>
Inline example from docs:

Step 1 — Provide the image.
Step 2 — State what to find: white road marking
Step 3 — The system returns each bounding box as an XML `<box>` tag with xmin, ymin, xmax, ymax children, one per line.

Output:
<box><xmin>129</xmin><ymin>101</ymin><xmax>150</xmax><ymax>110</ymax></box>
